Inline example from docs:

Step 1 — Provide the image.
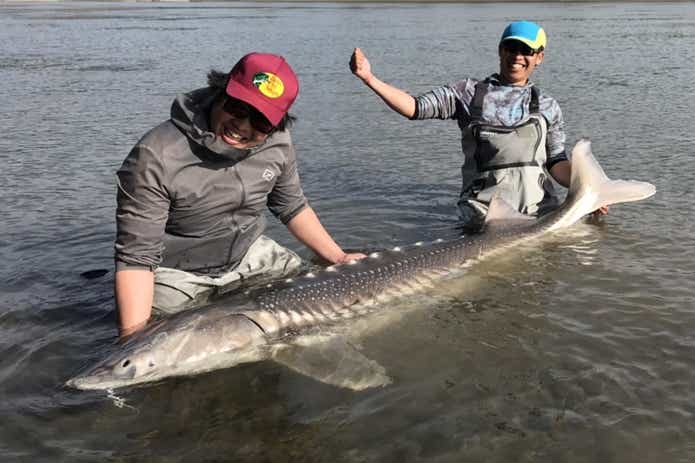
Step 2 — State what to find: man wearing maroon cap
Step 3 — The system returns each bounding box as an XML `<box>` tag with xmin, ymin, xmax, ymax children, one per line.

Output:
<box><xmin>115</xmin><ymin>52</ymin><xmax>365</xmax><ymax>336</ymax></box>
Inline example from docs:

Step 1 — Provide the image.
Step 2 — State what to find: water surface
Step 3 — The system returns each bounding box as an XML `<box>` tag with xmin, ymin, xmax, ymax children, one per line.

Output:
<box><xmin>1</xmin><ymin>2</ymin><xmax>693</xmax><ymax>462</ymax></box>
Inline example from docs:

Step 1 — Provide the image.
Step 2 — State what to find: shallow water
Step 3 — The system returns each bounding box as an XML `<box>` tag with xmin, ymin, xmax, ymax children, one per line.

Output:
<box><xmin>1</xmin><ymin>2</ymin><xmax>694</xmax><ymax>462</ymax></box>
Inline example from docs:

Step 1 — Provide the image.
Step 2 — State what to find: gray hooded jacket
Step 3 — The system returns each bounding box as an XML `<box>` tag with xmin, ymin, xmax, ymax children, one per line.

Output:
<box><xmin>115</xmin><ymin>87</ymin><xmax>308</xmax><ymax>275</ymax></box>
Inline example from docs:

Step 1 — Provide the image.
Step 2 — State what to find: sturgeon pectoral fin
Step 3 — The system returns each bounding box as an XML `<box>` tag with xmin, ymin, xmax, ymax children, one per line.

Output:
<box><xmin>270</xmin><ymin>337</ymin><xmax>391</xmax><ymax>391</ymax></box>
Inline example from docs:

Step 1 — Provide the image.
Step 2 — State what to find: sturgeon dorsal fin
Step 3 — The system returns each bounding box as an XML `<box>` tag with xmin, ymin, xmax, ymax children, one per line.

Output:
<box><xmin>483</xmin><ymin>196</ymin><xmax>535</xmax><ymax>232</ymax></box>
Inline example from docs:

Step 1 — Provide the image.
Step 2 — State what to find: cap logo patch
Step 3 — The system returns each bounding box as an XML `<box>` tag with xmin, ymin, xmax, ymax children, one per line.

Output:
<box><xmin>252</xmin><ymin>72</ymin><xmax>284</xmax><ymax>99</ymax></box>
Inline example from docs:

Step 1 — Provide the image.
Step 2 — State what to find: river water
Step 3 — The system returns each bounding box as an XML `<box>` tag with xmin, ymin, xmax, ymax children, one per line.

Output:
<box><xmin>1</xmin><ymin>2</ymin><xmax>693</xmax><ymax>462</ymax></box>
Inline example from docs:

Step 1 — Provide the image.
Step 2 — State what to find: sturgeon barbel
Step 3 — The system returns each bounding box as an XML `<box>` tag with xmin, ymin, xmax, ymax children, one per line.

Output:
<box><xmin>67</xmin><ymin>140</ymin><xmax>656</xmax><ymax>390</ymax></box>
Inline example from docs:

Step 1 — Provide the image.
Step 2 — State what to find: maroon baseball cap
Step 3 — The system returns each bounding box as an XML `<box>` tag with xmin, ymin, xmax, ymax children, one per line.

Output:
<box><xmin>225</xmin><ymin>52</ymin><xmax>299</xmax><ymax>127</ymax></box>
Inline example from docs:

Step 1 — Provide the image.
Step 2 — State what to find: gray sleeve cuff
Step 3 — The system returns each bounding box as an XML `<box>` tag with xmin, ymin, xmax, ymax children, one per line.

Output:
<box><xmin>546</xmin><ymin>151</ymin><xmax>568</xmax><ymax>170</ymax></box>
<box><xmin>115</xmin><ymin>259</ymin><xmax>156</xmax><ymax>273</ymax></box>
<box><xmin>278</xmin><ymin>201</ymin><xmax>309</xmax><ymax>225</ymax></box>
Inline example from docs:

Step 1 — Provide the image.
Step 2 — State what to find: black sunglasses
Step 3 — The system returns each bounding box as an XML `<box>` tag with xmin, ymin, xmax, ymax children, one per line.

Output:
<box><xmin>501</xmin><ymin>40</ymin><xmax>540</xmax><ymax>57</ymax></box>
<box><xmin>222</xmin><ymin>97</ymin><xmax>275</xmax><ymax>135</ymax></box>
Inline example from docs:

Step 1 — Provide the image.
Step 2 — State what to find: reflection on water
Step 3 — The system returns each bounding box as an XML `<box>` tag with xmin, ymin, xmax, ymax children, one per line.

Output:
<box><xmin>1</xmin><ymin>2</ymin><xmax>694</xmax><ymax>462</ymax></box>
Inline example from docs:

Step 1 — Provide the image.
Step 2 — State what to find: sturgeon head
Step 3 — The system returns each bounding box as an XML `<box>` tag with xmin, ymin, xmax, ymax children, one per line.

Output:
<box><xmin>67</xmin><ymin>307</ymin><xmax>268</xmax><ymax>390</ymax></box>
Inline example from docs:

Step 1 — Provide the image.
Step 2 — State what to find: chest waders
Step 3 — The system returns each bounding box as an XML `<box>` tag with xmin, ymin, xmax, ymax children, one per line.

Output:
<box><xmin>458</xmin><ymin>83</ymin><xmax>558</xmax><ymax>223</ymax></box>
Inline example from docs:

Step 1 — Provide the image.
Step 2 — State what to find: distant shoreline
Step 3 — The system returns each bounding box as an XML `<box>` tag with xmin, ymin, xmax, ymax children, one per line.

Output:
<box><xmin>2</xmin><ymin>0</ymin><xmax>693</xmax><ymax>4</ymax></box>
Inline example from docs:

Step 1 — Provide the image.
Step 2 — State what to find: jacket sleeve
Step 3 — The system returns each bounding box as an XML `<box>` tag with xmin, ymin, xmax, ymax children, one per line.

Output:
<box><xmin>114</xmin><ymin>143</ymin><xmax>170</xmax><ymax>271</ymax></box>
<box><xmin>411</xmin><ymin>78</ymin><xmax>476</xmax><ymax>121</ymax></box>
<box><xmin>412</xmin><ymin>85</ymin><xmax>461</xmax><ymax>120</ymax></box>
<box><xmin>266</xmin><ymin>135</ymin><xmax>309</xmax><ymax>224</ymax></box>
<box><xmin>544</xmin><ymin>97</ymin><xmax>568</xmax><ymax>168</ymax></box>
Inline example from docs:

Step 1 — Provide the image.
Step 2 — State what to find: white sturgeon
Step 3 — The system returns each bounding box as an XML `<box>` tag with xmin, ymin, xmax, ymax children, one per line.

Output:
<box><xmin>67</xmin><ymin>140</ymin><xmax>656</xmax><ymax>391</ymax></box>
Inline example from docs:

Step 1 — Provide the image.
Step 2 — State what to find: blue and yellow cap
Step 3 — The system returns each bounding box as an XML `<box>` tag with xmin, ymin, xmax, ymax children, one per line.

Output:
<box><xmin>500</xmin><ymin>21</ymin><xmax>547</xmax><ymax>51</ymax></box>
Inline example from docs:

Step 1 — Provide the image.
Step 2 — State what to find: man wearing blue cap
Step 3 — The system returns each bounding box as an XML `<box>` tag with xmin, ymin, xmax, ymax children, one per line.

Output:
<box><xmin>350</xmin><ymin>20</ymin><xmax>606</xmax><ymax>228</ymax></box>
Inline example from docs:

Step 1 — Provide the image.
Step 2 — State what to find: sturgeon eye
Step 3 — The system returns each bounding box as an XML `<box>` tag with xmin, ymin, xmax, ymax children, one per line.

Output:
<box><xmin>121</xmin><ymin>360</ymin><xmax>131</xmax><ymax>368</ymax></box>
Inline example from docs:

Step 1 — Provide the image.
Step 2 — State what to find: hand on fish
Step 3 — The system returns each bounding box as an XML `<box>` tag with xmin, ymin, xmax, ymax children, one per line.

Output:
<box><xmin>336</xmin><ymin>252</ymin><xmax>368</xmax><ymax>264</ymax></box>
<box><xmin>592</xmin><ymin>205</ymin><xmax>609</xmax><ymax>217</ymax></box>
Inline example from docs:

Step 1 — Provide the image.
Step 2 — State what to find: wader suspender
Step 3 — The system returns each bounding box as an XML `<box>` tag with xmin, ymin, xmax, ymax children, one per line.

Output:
<box><xmin>469</xmin><ymin>83</ymin><xmax>542</xmax><ymax>172</ymax></box>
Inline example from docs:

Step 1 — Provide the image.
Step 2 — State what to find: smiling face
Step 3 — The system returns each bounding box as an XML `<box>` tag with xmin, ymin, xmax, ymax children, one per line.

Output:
<box><xmin>209</xmin><ymin>96</ymin><xmax>274</xmax><ymax>150</ymax></box>
<box><xmin>498</xmin><ymin>40</ymin><xmax>545</xmax><ymax>86</ymax></box>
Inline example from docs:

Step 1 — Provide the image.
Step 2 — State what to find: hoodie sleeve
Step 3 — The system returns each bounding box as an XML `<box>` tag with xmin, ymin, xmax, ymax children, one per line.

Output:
<box><xmin>114</xmin><ymin>142</ymin><xmax>170</xmax><ymax>271</ymax></box>
<box><xmin>266</xmin><ymin>134</ymin><xmax>309</xmax><ymax>224</ymax></box>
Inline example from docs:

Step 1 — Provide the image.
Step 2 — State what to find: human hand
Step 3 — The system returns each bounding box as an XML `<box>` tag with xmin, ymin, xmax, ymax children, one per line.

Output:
<box><xmin>592</xmin><ymin>205</ymin><xmax>609</xmax><ymax>217</ymax></box>
<box><xmin>335</xmin><ymin>252</ymin><xmax>367</xmax><ymax>265</ymax></box>
<box><xmin>350</xmin><ymin>47</ymin><xmax>372</xmax><ymax>82</ymax></box>
<box><xmin>119</xmin><ymin>320</ymin><xmax>147</xmax><ymax>338</ymax></box>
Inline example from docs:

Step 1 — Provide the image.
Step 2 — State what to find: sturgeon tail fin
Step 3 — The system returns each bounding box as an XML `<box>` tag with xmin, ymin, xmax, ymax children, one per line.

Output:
<box><xmin>570</xmin><ymin>139</ymin><xmax>656</xmax><ymax>211</ymax></box>
<box><xmin>550</xmin><ymin>139</ymin><xmax>656</xmax><ymax>230</ymax></box>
